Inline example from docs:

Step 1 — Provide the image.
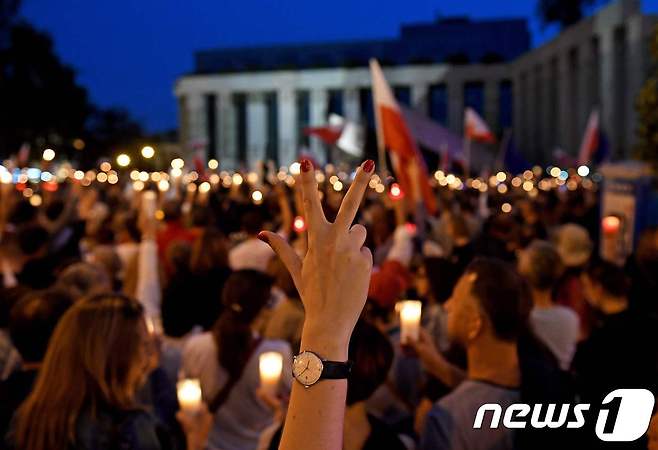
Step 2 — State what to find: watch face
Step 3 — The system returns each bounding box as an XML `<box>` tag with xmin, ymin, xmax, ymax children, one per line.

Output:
<box><xmin>292</xmin><ymin>351</ymin><xmax>323</xmax><ymax>387</ymax></box>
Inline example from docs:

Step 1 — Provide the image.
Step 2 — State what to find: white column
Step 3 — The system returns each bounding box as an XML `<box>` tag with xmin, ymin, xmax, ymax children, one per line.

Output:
<box><xmin>247</xmin><ymin>93</ymin><xmax>267</xmax><ymax>168</ymax></box>
<box><xmin>310</xmin><ymin>89</ymin><xmax>328</xmax><ymax>165</ymax></box>
<box><xmin>186</xmin><ymin>93</ymin><xmax>206</xmax><ymax>157</ymax></box>
<box><xmin>218</xmin><ymin>91</ymin><xmax>237</xmax><ymax>169</ymax></box>
<box><xmin>411</xmin><ymin>83</ymin><xmax>429</xmax><ymax>114</ymax></box>
<box><xmin>277</xmin><ymin>88</ymin><xmax>297</xmax><ymax>167</ymax></box>
<box><xmin>343</xmin><ymin>88</ymin><xmax>361</xmax><ymax>123</ymax></box>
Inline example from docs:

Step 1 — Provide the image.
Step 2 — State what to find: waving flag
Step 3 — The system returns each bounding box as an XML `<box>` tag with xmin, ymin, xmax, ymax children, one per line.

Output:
<box><xmin>464</xmin><ymin>108</ymin><xmax>495</xmax><ymax>143</ymax></box>
<box><xmin>577</xmin><ymin>109</ymin><xmax>609</xmax><ymax>166</ymax></box>
<box><xmin>370</xmin><ymin>59</ymin><xmax>436</xmax><ymax>214</ymax></box>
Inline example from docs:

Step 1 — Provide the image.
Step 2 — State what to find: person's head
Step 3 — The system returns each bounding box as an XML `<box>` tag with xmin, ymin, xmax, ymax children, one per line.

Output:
<box><xmin>9</xmin><ymin>288</ymin><xmax>74</xmax><ymax>363</ymax></box>
<box><xmin>553</xmin><ymin>223</ymin><xmax>592</xmax><ymax>269</ymax></box>
<box><xmin>166</xmin><ymin>240</ymin><xmax>192</xmax><ymax>276</ymax></box>
<box><xmin>417</xmin><ymin>257</ymin><xmax>455</xmax><ymax>304</ymax></box>
<box><xmin>445</xmin><ymin>258</ymin><xmax>528</xmax><ymax>347</ymax></box>
<box><xmin>162</xmin><ymin>199</ymin><xmax>182</xmax><ymax>223</ymax></box>
<box><xmin>55</xmin><ymin>262</ymin><xmax>112</xmax><ymax>299</ymax></box>
<box><xmin>346</xmin><ymin>319</ymin><xmax>394</xmax><ymax>407</ymax></box>
<box><xmin>210</xmin><ymin>270</ymin><xmax>273</xmax><ymax>409</ymax></box>
<box><xmin>190</xmin><ymin>227</ymin><xmax>228</xmax><ymax>274</ymax></box>
<box><xmin>242</xmin><ymin>211</ymin><xmax>264</xmax><ymax>236</ymax></box>
<box><xmin>517</xmin><ymin>240</ymin><xmax>564</xmax><ymax>294</ymax></box>
<box><xmin>15</xmin><ymin>294</ymin><xmax>149</xmax><ymax>450</ymax></box>
<box><xmin>582</xmin><ymin>260</ymin><xmax>630</xmax><ymax>311</ymax></box>
<box><xmin>447</xmin><ymin>212</ymin><xmax>470</xmax><ymax>243</ymax></box>
<box><xmin>17</xmin><ymin>223</ymin><xmax>49</xmax><ymax>257</ymax></box>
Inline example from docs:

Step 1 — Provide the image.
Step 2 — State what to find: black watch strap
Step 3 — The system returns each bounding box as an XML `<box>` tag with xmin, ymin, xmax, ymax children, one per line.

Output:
<box><xmin>320</xmin><ymin>360</ymin><xmax>353</xmax><ymax>380</ymax></box>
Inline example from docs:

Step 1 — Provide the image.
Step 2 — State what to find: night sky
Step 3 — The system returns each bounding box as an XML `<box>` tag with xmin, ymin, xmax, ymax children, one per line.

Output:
<box><xmin>19</xmin><ymin>0</ymin><xmax>658</xmax><ymax>133</ymax></box>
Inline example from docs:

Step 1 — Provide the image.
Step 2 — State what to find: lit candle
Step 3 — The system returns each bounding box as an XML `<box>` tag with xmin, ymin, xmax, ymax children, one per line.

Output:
<box><xmin>398</xmin><ymin>300</ymin><xmax>422</xmax><ymax>344</ymax></box>
<box><xmin>177</xmin><ymin>379</ymin><xmax>202</xmax><ymax>414</ymax></box>
<box><xmin>259</xmin><ymin>352</ymin><xmax>283</xmax><ymax>394</ymax></box>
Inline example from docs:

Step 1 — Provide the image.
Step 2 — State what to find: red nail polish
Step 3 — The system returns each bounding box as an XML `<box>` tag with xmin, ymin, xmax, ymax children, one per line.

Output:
<box><xmin>300</xmin><ymin>159</ymin><xmax>312</xmax><ymax>172</ymax></box>
<box><xmin>363</xmin><ymin>160</ymin><xmax>375</xmax><ymax>173</ymax></box>
<box><xmin>257</xmin><ymin>231</ymin><xmax>269</xmax><ymax>244</ymax></box>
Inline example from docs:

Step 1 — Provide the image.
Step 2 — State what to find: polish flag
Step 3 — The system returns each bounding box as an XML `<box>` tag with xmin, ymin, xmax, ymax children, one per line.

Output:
<box><xmin>577</xmin><ymin>109</ymin><xmax>600</xmax><ymax>166</ymax></box>
<box><xmin>464</xmin><ymin>108</ymin><xmax>495</xmax><ymax>143</ymax></box>
<box><xmin>370</xmin><ymin>59</ymin><xmax>437</xmax><ymax>214</ymax></box>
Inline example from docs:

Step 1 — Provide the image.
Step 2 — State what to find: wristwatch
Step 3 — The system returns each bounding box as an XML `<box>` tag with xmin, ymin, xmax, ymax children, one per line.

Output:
<box><xmin>292</xmin><ymin>351</ymin><xmax>353</xmax><ymax>388</ymax></box>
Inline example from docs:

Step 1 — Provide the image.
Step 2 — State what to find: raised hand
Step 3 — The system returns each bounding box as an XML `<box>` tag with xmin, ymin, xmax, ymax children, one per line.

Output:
<box><xmin>258</xmin><ymin>159</ymin><xmax>375</xmax><ymax>359</ymax></box>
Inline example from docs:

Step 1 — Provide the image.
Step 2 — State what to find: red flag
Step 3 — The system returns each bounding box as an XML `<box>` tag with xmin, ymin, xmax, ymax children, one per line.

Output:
<box><xmin>577</xmin><ymin>109</ymin><xmax>600</xmax><ymax>166</ymax></box>
<box><xmin>370</xmin><ymin>59</ymin><xmax>437</xmax><ymax>214</ymax></box>
<box><xmin>464</xmin><ymin>108</ymin><xmax>495</xmax><ymax>143</ymax></box>
<box><xmin>304</xmin><ymin>126</ymin><xmax>342</xmax><ymax>145</ymax></box>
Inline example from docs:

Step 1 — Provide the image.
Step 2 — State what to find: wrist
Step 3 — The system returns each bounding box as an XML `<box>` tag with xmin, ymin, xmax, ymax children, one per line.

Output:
<box><xmin>300</xmin><ymin>325</ymin><xmax>349</xmax><ymax>361</ymax></box>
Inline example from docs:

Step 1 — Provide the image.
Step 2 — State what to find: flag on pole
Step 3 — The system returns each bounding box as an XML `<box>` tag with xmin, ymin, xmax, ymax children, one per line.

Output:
<box><xmin>577</xmin><ymin>109</ymin><xmax>609</xmax><ymax>166</ymax></box>
<box><xmin>369</xmin><ymin>59</ymin><xmax>437</xmax><ymax>214</ymax></box>
<box><xmin>464</xmin><ymin>108</ymin><xmax>496</xmax><ymax>143</ymax></box>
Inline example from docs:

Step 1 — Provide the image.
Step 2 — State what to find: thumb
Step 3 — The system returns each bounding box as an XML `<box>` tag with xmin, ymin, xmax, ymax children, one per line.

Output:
<box><xmin>258</xmin><ymin>231</ymin><xmax>302</xmax><ymax>290</ymax></box>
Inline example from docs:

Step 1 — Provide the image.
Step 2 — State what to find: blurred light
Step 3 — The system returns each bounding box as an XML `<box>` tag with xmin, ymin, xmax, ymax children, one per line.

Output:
<box><xmin>329</xmin><ymin>175</ymin><xmax>339</xmax><ymax>185</ymax></box>
<box><xmin>232</xmin><ymin>173</ymin><xmax>243</xmax><ymax>185</ymax></box>
<box><xmin>43</xmin><ymin>181</ymin><xmax>58</xmax><ymax>192</ymax></box>
<box><xmin>497</xmin><ymin>184</ymin><xmax>508</xmax><ymax>194</ymax></box>
<box><xmin>27</xmin><ymin>168</ymin><xmax>41</xmax><ymax>181</ymax></box>
<box><xmin>139</xmin><ymin>171</ymin><xmax>149</xmax><ymax>182</ymax></box>
<box><xmin>289</xmin><ymin>162</ymin><xmax>301</xmax><ymax>175</ymax></box>
<box><xmin>22</xmin><ymin>187</ymin><xmax>33</xmax><ymax>198</ymax></box>
<box><xmin>446</xmin><ymin>174</ymin><xmax>456</xmax><ymax>185</ymax></box>
<box><xmin>496</xmin><ymin>172</ymin><xmax>507</xmax><ymax>183</ymax></box>
<box><xmin>133</xmin><ymin>181</ymin><xmax>144</xmax><ymax>191</ymax></box>
<box><xmin>550</xmin><ymin>167</ymin><xmax>561</xmax><ymax>178</ymax></box>
<box><xmin>333</xmin><ymin>181</ymin><xmax>343</xmax><ymax>191</ymax></box>
<box><xmin>577</xmin><ymin>165</ymin><xmax>590</xmax><ymax>177</ymax></box>
<box><xmin>155</xmin><ymin>210</ymin><xmax>165</xmax><ymax>221</ymax></box>
<box><xmin>222</xmin><ymin>176</ymin><xmax>232</xmax><ymax>188</ymax></box>
<box><xmin>602</xmin><ymin>215</ymin><xmax>621</xmax><ymax>234</ymax></box>
<box><xmin>130</xmin><ymin>170</ymin><xmax>140</xmax><ymax>181</ymax></box>
<box><xmin>187</xmin><ymin>183</ymin><xmax>197</xmax><ymax>193</ymax></box>
<box><xmin>30</xmin><ymin>194</ymin><xmax>43</xmax><ymax>206</ymax></box>
<box><xmin>315</xmin><ymin>171</ymin><xmax>325</xmax><ymax>183</ymax></box>
<box><xmin>247</xmin><ymin>172</ymin><xmax>259</xmax><ymax>184</ymax></box>
<box><xmin>141</xmin><ymin>146</ymin><xmax>155</xmax><ymax>159</ymax></box>
<box><xmin>116</xmin><ymin>154</ymin><xmax>131</xmax><ymax>167</ymax></box>
<box><xmin>522</xmin><ymin>181</ymin><xmax>534</xmax><ymax>192</ymax></box>
<box><xmin>151</xmin><ymin>172</ymin><xmax>162</xmax><ymax>182</ymax></box>
<box><xmin>389</xmin><ymin>183</ymin><xmax>403</xmax><ymax>200</ymax></box>
<box><xmin>171</xmin><ymin>158</ymin><xmax>184</xmax><ymax>170</ymax></box>
<box><xmin>42</xmin><ymin>149</ymin><xmax>55</xmax><ymax>161</ymax></box>
<box><xmin>471</xmin><ymin>179</ymin><xmax>482</xmax><ymax>190</ymax></box>
<box><xmin>209</xmin><ymin>174</ymin><xmax>220</xmax><ymax>184</ymax></box>
<box><xmin>73</xmin><ymin>170</ymin><xmax>84</xmax><ymax>180</ymax></box>
<box><xmin>199</xmin><ymin>182</ymin><xmax>210</xmax><ymax>194</ymax></box>
<box><xmin>252</xmin><ymin>190</ymin><xmax>263</xmax><ymax>204</ymax></box>
<box><xmin>434</xmin><ymin>170</ymin><xmax>445</xmax><ymax>180</ymax></box>
<box><xmin>501</xmin><ymin>203</ymin><xmax>512</xmax><ymax>213</ymax></box>
<box><xmin>96</xmin><ymin>172</ymin><xmax>108</xmax><ymax>183</ymax></box>
<box><xmin>158</xmin><ymin>180</ymin><xmax>170</xmax><ymax>192</ymax></box>
<box><xmin>375</xmin><ymin>183</ymin><xmax>385</xmax><ymax>194</ymax></box>
<box><xmin>171</xmin><ymin>167</ymin><xmax>182</xmax><ymax>178</ymax></box>
<box><xmin>522</xmin><ymin>170</ymin><xmax>533</xmax><ymax>180</ymax></box>
<box><xmin>558</xmin><ymin>170</ymin><xmax>569</xmax><ymax>181</ymax></box>
<box><xmin>293</xmin><ymin>216</ymin><xmax>306</xmax><ymax>232</ymax></box>
<box><xmin>2</xmin><ymin>171</ymin><xmax>15</xmax><ymax>184</ymax></box>
<box><xmin>208</xmin><ymin>159</ymin><xmax>219</xmax><ymax>170</ymax></box>
<box><xmin>100</xmin><ymin>162</ymin><xmax>111</xmax><ymax>172</ymax></box>
<box><xmin>107</xmin><ymin>173</ymin><xmax>118</xmax><ymax>184</ymax></box>
<box><xmin>511</xmin><ymin>177</ymin><xmax>522</xmax><ymax>187</ymax></box>
<box><xmin>73</xmin><ymin>138</ymin><xmax>85</xmax><ymax>150</ymax></box>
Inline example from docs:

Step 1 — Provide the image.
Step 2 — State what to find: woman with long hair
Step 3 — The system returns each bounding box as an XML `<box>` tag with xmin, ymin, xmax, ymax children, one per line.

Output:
<box><xmin>182</xmin><ymin>269</ymin><xmax>292</xmax><ymax>450</ymax></box>
<box><xmin>9</xmin><ymin>293</ymin><xmax>181</xmax><ymax>450</ymax></box>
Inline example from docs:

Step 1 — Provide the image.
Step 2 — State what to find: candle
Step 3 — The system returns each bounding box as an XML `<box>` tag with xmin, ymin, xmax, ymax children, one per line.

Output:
<box><xmin>177</xmin><ymin>378</ymin><xmax>202</xmax><ymax>414</ymax></box>
<box><xmin>259</xmin><ymin>352</ymin><xmax>283</xmax><ymax>394</ymax></box>
<box><xmin>142</xmin><ymin>191</ymin><xmax>157</xmax><ymax>219</ymax></box>
<box><xmin>398</xmin><ymin>300</ymin><xmax>422</xmax><ymax>344</ymax></box>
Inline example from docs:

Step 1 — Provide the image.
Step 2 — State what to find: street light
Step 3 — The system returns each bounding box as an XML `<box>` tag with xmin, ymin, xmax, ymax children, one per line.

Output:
<box><xmin>141</xmin><ymin>146</ymin><xmax>155</xmax><ymax>159</ymax></box>
<box><xmin>116</xmin><ymin>153</ymin><xmax>131</xmax><ymax>167</ymax></box>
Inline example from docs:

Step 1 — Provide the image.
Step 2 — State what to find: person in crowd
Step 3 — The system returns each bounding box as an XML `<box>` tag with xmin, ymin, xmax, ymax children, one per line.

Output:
<box><xmin>0</xmin><ymin>286</ymin><xmax>29</xmax><ymax>380</ymax></box>
<box><xmin>264</xmin><ymin>258</ymin><xmax>304</xmax><ymax>353</ymax></box>
<box><xmin>553</xmin><ymin>223</ymin><xmax>593</xmax><ymax>338</ymax></box>
<box><xmin>156</xmin><ymin>199</ymin><xmax>199</xmax><ymax>273</ymax></box>
<box><xmin>182</xmin><ymin>270</ymin><xmax>292</xmax><ymax>450</ymax></box>
<box><xmin>0</xmin><ymin>288</ymin><xmax>74</xmax><ymax>438</ymax></box>
<box><xmin>228</xmin><ymin>212</ymin><xmax>277</xmax><ymax>273</ymax></box>
<box><xmin>14</xmin><ymin>224</ymin><xmax>57</xmax><ymax>289</ymax></box>
<box><xmin>416</xmin><ymin>258</ymin><xmax>527</xmax><ymax>450</ymax></box>
<box><xmin>54</xmin><ymin>261</ymin><xmax>113</xmax><ymax>299</ymax></box>
<box><xmin>7</xmin><ymin>293</ymin><xmax>211</xmax><ymax>450</ymax></box>
<box><xmin>517</xmin><ymin>240</ymin><xmax>579</xmax><ymax>370</ymax></box>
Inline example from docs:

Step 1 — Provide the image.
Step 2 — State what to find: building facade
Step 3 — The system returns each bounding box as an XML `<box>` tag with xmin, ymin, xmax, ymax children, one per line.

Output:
<box><xmin>175</xmin><ymin>0</ymin><xmax>657</xmax><ymax>168</ymax></box>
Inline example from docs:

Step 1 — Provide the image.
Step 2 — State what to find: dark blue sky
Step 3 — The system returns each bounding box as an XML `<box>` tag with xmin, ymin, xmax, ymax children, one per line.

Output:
<box><xmin>20</xmin><ymin>0</ymin><xmax>658</xmax><ymax>133</ymax></box>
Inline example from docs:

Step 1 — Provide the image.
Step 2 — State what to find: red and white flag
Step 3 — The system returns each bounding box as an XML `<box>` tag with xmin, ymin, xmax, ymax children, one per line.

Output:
<box><xmin>464</xmin><ymin>108</ymin><xmax>495</xmax><ymax>143</ymax></box>
<box><xmin>370</xmin><ymin>59</ymin><xmax>436</xmax><ymax>214</ymax></box>
<box><xmin>577</xmin><ymin>109</ymin><xmax>600</xmax><ymax>166</ymax></box>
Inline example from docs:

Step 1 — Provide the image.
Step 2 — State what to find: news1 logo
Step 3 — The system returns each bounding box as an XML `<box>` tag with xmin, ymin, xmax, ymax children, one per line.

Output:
<box><xmin>473</xmin><ymin>389</ymin><xmax>655</xmax><ymax>442</ymax></box>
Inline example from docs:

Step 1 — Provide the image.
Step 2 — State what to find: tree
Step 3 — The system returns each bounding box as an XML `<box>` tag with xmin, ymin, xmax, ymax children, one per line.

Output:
<box><xmin>0</xmin><ymin>0</ymin><xmax>20</xmax><ymax>48</ymax></box>
<box><xmin>634</xmin><ymin>25</ymin><xmax>658</xmax><ymax>172</ymax></box>
<box><xmin>81</xmin><ymin>107</ymin><xmax>143</xmax><ymax>167</ymax></box>
<box><xmin>537</xmin><ymin>0</ymin><xmax>608</xmax><ymax>29</ymax></box>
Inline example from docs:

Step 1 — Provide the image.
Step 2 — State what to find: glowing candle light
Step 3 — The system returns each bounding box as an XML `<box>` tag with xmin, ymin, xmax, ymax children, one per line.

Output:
<box><xmin>602</xmin><ymin>215</ymin><xmax>621</xmax><ymax>234</ymax></box>
<box><xmin>259</xmin><ymin>352</ymin><xmax>283</xmax><ymax>394</ymax></box>
<box><xmin>397</xmin><ymin>300</ymin><xmax>422</xmax><ymax>344</ymax></box>
<box><xmin>293</xmin><ymin>216</ymin><xmax>306</xmax><ymax>233</ymax></box>
<box><xmin>389</xmin><ymin>183</ymin><xmax>404</xmax><ymax>201</ymax></box>
<box><xmin>177</xmin><ymin>379</ymin><xmax>202</xmax><ymax>414</ymax></box>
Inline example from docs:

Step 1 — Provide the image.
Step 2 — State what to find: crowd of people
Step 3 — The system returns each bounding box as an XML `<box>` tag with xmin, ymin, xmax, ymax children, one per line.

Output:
<box><xmin>0</xmin><ymin>158</ymin><xmax>658</xmax><ymax>450</ymax></box>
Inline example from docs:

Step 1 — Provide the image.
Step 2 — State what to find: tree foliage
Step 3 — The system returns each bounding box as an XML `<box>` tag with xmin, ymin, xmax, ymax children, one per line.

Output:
<box><xmin>537</xmin><ymin>0</ymin><xmax>607</xmax><ymax>28</ymax></box>
<box><xmin>634</xmin><ymin>25</ymin><xmax>658</xmax><ymax>172</ymax></box>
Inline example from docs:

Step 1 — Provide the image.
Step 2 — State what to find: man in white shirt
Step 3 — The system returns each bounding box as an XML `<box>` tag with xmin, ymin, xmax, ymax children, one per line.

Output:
<box><xmin>228</xmin><ymin>211</ymin><xmax>276</xmax><ymax>272</ymax></box>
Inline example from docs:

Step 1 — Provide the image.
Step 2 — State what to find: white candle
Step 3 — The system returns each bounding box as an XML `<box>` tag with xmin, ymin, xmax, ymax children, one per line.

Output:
<box><xmin>398</xmin><ymin>300</ymin><xmax>422</xmax><ymax>344</ymax></box>
<box><xmin>259</xmin><ymin>352</ymin><xmax>283</xmax><ymax>394</ymax></box>
<box><xmin>177</xmin><ymin>378</ymin><xmax>202</xmax><ymax>414</ymax></box>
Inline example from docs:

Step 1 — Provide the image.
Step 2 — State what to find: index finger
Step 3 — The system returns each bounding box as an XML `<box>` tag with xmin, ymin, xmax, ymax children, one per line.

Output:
<box><xmin>299</xmin><ymin>159</ymin><xmax>326</xmax><ymax>228</ymax></box>
<box><xmin>335</xmin><ymin>160</ymin><xmax>374</xmax><ymax>230</ymax></box>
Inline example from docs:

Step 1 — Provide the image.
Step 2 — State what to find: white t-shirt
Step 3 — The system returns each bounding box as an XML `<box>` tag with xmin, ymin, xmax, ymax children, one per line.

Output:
<box><xmin>228</xmin><ymin>238</ymin><xmax>275</xmax><ymax>272</ymax></box>
<box><xmin>530</xmin><ymin>305</ymin><xmax>579</xmax><ymax>370</ymax></box>
<box><xmin>182</xmin><ymin>332</ymin><xmax>292</xmax><ymax>450</ymax></box>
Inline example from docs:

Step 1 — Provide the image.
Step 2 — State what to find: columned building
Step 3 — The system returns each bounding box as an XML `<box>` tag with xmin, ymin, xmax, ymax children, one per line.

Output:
<box><xmin>175</xmin><ymin>0</ymin><xmax>657</xmax><ymax>169</ymax></box>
